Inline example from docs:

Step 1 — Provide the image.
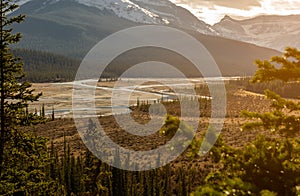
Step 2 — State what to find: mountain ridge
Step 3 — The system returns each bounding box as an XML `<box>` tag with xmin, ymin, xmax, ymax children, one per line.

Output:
<box><xmin>12</xmin><ymin>0</ymin><xmax>215</xmax><ymax>34</ymax></box>
<box><xmin>9</xmin><ymin>0</ymin><xmax>282</xmax><ymax>78</ymax></box>
<box><xmin>214</xmin><ymin>14</ymin><xmax>300</xmax><ymax>51</ymax></box>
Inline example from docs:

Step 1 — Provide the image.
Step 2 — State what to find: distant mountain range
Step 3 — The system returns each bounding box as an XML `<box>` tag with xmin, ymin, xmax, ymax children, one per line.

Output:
<box><xmin>10</xmin><ymin>0</ymin><xmax>296</xmax><ymax>78</ymax></box>
<box><xmin>11</xmin><ymin>0</ymin><xmax>216</xmax><ymax>57</ymax></box>
<box><xmin>13</xmin><ymin>0</ymin><xmax>214</xmax><ymax>32</ymax></box>
<box><xmin>214</xmin><ymin>15</ymin><xmax>300</xmax><ymax>52</ymax></box>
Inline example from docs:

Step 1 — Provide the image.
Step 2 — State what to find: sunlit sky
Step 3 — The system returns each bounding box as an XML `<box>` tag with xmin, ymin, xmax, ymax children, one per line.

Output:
<box><xmin>170</xmin><ymin>0</ymin><xmax>300</xmax><ymax>25</ymax></box>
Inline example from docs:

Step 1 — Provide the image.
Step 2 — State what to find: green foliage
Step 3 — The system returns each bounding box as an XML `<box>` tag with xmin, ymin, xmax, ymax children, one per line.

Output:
<box><xmin>45</xmin><ymin>137</ymin><xmax>205</xmax><ymax>196</ymax></box>
<box><xmin>242</xmin><ymin>90</ymin><xmax>300</xmax><ymax>134</ymax></box>
<box><xmin>242</xmin><ymin>47</ymin><xmax>300</xmax><ymax>135</ymax></box>
<box><xmin>160</xmin><ymin>114</ymin><xmax>181</xmax><ymax>138</ymax></box>
<box><xmin>0</xmin><ymin>1</ymin><xmax>56</xmax><ymax>194</ymax></box>
<box><xmin>193</xmin><ymin>136</ymin><xmax>300</xmax><ymax>195</ymax></box>
<box><xmin>192</xmin><ymin>47</ymin><xmax>300</xmax><ymax>196</ymax></box>
<box><xmin>187</xmin><ymin>126</ymin><xmax>225</xmax><ymax>161</ymax></box>
<box><xmin>260</xmin><ymin>190</ymin><xmax>278</xmax><ymax>196</ymax></box>
<box><xmin>192</xmin><ymin>172</ymin><xmax>255</xmax><ymax>196</ymax></box>
<box><xmin>160</xmin><ymin>115</ymin><xmax>194</xmax><ymax>139</ymax></box>
<box><xmin>160</xmin><ymin>115</ymin><xmax>200</xmax><ymax>158</ymax></box>
<box><xmin>159</xmin><ymin>115</ymin><xmax>225</xmax><ymax>161</ymax></box>
<box><xmin>226</xmin><ymin>136</ymin><xmax>300</xmax><ymax>195</ymax></box>
<box><xmin>252</xmin><ymin>47</ymin><xmax>300</xmax><ymax>83</ymax></box>
<box><xmin>0</xmin><ymin>132</ymin><xmax>64</xmax><ymax>195</ymax></box>
<box><xmin>13</xmin><ymin>48</ymin><xmax>80</xmax><ymax>82</ymax></box>
<box><xmin>0</xmin><ymin>3</ymin><xmax>43</xmax><ymax>127</ymax></box>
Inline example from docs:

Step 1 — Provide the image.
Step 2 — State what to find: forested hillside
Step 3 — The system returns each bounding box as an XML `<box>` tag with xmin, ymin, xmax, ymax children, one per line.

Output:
<box><xmin>13</xmin><ymin>49</ymin><xmax>80</xmax><ymax>82</ymax></box>
<box><xmin>14</xmin><ymin>46</ymin><xmax>277</xmax><ymax>83</ymax></box>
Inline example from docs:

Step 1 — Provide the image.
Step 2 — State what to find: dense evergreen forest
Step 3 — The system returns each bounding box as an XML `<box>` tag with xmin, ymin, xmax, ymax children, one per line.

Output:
<box><xmin>229</xmin><ymin>78</ymin><xmax>300</xmax><ymax>99</ymax></box>
<box><xmin>13</xmin><ymin>49</ymin><xmax>80</xmax><ymax>82</ymax></box>
<box><xmin>13</xmin><ymin>46</ymin><xmax>266</xmax><ymax>83</ymax></box>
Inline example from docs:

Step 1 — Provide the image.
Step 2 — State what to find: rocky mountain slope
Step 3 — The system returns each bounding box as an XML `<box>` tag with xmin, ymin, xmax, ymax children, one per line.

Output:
<box><xmin>11</xmin><ymin>0</ymin><xmax>215</xmax><ymax>56</ymax></box>
<box><xmin>214</xmin><ymin>15</ymin><xmax>300</xmax><ymax>51</ymax></box>
<box><xmin>10</xmin><ymin>0</ymin><xmax>281</xmax><ymax>77</ymax></box>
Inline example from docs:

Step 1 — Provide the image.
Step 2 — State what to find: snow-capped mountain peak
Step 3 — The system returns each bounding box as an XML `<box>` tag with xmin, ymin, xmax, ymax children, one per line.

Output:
<box><xmin>219</xmin><ymin>15</ymin><xmax>237</xmax><ymax>23</ymax></box>
<box><xmin>12</xmin><ymin>0</ymin><xmax>172</xmax><ymax>24</ymax></box>
<box><xmin>214</xmin><ymin>15</ymin><xmax>300</xmax><ymax>51</ymax></box>
<box><xmin>75</xmin><ymin>0</ymin><xmax>169</xmax><ymax>24</ymax></box>
<box><xmin>12</xmin><ymin>0</ymin><xmax>216</xmax><ymax>34</ymax></box>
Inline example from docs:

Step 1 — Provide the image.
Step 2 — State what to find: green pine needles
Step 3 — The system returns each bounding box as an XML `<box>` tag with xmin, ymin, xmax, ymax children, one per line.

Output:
<box><xmin>192</xmin><ymin>48</ymin><xmax>300</xmax><ymax>196</ymax></box>
<box><xmin>242</xmin><ymin>47</ymin><xmax>300</xmax><ymax>135</ymax></box>
<box><xmin>0</xmin><ymin>0</ymin><xmax>51</xmax><ymax>194</ymax></box>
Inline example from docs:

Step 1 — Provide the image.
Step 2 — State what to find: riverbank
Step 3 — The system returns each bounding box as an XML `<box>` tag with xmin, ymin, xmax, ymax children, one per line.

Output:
<box><xmin>28</xmin><ymin>80</ymin><xmax>280</xmax><ymax>155</ymax></box>
<box><xmin>26</xmin><ymin>80</ymin><xmax>300</xmax><ymax>193</ymax></box>
<box><xmin>29</xmin><ymin>77</ymin><xmax>229</xmax><ymax>118</ymax></box>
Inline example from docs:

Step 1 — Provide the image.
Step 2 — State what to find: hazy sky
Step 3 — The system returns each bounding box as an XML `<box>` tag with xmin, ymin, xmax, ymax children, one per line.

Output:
<box><xmin>170</xmin><ymin>0</ymin><xmax>300</xmax><ymax>25</ymax></box>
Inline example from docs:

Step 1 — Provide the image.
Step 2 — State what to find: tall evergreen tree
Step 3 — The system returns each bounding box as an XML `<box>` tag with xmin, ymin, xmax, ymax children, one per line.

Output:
<box><xmin>0</xmin><ymin>0</ymin><xmax>42</xmax><ymax>177</ymax></box>
<box><xmin>0</xmin><ymin>1</ymin><xmax>54</xmax><ymax>194</ymax></box>
<box><xmin>192</xmin><ymin>47</ymin><xmax>300</xmax><ymax>195</ymax></box>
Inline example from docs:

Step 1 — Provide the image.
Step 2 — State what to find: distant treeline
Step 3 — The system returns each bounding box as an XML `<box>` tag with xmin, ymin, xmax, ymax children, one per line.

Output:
<box><xmin>230</xmin><ymin>77</ymin><xmax>300</xmax><ymax>99</ymax></box>
<box><xmin>13</xmin><ymin>48</ymin><xmax>80</xmax><ymax>82</ymax></box>
<box><xmin>13</xmin><ymin>47</ymin><xmax>202</xmax><ymax>83</ymax></box>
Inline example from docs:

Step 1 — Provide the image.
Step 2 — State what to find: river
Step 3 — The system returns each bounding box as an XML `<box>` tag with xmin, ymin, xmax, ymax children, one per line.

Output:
<box><xmin>32</xmin><ymin>77</ymin><xmax>241</xmax><ymax>118</ymax></box>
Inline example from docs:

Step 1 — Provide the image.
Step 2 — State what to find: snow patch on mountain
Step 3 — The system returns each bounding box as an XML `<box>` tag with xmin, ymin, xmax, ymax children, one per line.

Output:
<box><xmin>132</xmin><ymin>0</ymin><xmax>216</xmax><ymax>35</ymax></box>
<box><xmin>12</xmin><ymin>0</ymin><xmax>216</xmax><ymax>35</ymax></box>
<box><xmin>214</xmin><ymin>15</ymin><xmax>300</xmax><ymax>51</ymax></box>
<box><xmin>12</xmin><ymin>0</ymin><xmax>32</xmax><ymax>6</ymax></box>
<box><xmin>134</xmin><ymin>0</ymin><xmax>170</xmax><ymax>7</ymax></box>
<box><xmin>75</xmin><ymin>0</ymin><xmax>169</xmax><ymax>24</ymax></box>
<box><xmin>13</xmin><ymin>0</ymin><xmax>59</xmax><ymax>6</ymax></box>
<box><xmin>12</xmin><ymin>0</ymin><xmax>171</xmax><ymax>24</ymax></box>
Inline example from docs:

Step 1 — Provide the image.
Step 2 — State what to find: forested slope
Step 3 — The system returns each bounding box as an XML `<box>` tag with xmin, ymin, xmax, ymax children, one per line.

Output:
<box><xmin>13</xmin><ymin>49</ymin><xmax>80</xmax><ymax>82</ymax></box>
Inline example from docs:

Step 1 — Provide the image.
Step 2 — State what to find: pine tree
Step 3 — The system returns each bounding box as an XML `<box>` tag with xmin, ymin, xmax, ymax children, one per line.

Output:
<box><xmin>41</xmin><ymin>103</ymin><xmax>45</xmax><ymax>117</ymax></box>
<box><xmin>0</xmin><ymin>0</ymin><xmax>43</xmax><ymax>175</ymax></box>
<box><xmin>0</xmin><ymin>1</ymin><xmax>57</xmax><ymax>194</ymax></box>
<box><xmin>52</xmin><ymin>106</ymin><xmax>55</xmax><ymax>121</ymax></box>
<box><xmin>242</xmin><ymin>47</ymin><xmax>300</xmax><ymax>135</ymax></box>
<box><xmin>193</xmin><ymin>47</ymin><xmax>300</xmax><ymax>195</ymax></box>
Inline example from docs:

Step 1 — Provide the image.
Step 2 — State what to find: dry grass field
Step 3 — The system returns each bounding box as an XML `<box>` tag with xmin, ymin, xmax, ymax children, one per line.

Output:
<box><xmin>24</xmin><ymin>79</ymin><xmax>300</xmax><ymax>191</ymax></box>
<box><xmin>28</xmin><ymin>79</ymin><xmax>286</xmax><ymax>156</ymax></box>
